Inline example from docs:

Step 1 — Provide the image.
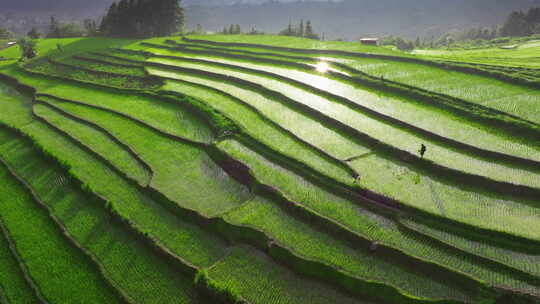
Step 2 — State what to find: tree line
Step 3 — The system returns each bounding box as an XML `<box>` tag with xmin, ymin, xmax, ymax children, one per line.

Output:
<box><xmin>499</xmin><ymin>7</ymin><xmax>540</xmax><ymax>37</ymax></box>
<box><xmin>100</xmin><ymin>0</ymin><xmax>184</xmax><ymax>37</ymax></box>
<box><xmin>279</xmin><ymin>20</ymin><xmax>319</xmax><ymax>40</ymax></box>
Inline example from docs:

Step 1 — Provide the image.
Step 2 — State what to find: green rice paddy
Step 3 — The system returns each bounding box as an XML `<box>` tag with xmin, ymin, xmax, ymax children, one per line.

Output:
<box><xmin>0</xmin><ymin>34</ymin><xmax>539</xmax><ymax>304</ymax></box>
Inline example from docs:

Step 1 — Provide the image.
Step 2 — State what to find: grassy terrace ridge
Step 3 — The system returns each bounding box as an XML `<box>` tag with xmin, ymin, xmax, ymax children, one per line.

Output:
<box><xmin>40</xmin><ymin>96</ymin><xmax>253</xmax><ymax>218</ymax></box>
<box><xmin>413</xmin><ymin>40</ymin><xmax>540</xmax><ymax>68</ymax></box>
<box><xmin>161</xmin><ymin>79</ymin><xmax>354</xmax><ymax>184</ymax></box>
<box><xmin>203</xmin><ymin>245</ymin><xmax>371</xmax><ymax>304</ymax></box>
<box><xmin>173</xmin><ymin>42</ymin><xmax>540</xmax><ymax>139</ymax></box>
<box><xmin>0</xmin><ymin>126</ymin><xmax>209</xmax><ymax>304</ymax></box>
<box><xmin>61</xmin><ymin>55</ymin><xmax>148</xmax><ymax>77</ymax></box>
<box><xmin>25</xmin><ymin>73</ymin><xmax>502</xmax><ymax>303</ymax></box>
<box><xmin>0</xmin><ymin>79</ymin><xmax>386</xmax><ymax>304</ymax></box>
<box><xmin>134</xmin><ymin>54</ymin><xmax>540</xmax><ymax>241</ymax></box>
<box><xmin>24</xmin><ymin>57</ymin><xmax>163</xmax><ymax>90</ymax></box>
<box><xmin>130</xmin><ymin>46</ymin><xmax>540</xmax><ymax>191</ymax></box>
<box><xmin>221</xmin><ymin>196</ymin><xmax>478</xmax><ymax>303</ymax></box>
<box><xmin>1</xmin><ymin>65</ymin><xmax>215</xmax><ymax>143</ymax></box>
<box><xmin>400</xmin><ymin>218</ymin><xmax>540</xmax><ymax>279</ymax></box>
<box><xmin>0</xmin><ymin>146</ymin><xmax>124</xmax><ymax>303</ymax></box>
<box><xmin>180</xmin><ymin>36</ymin><xmax>540</xmax><ymax>86</ymax></box>
<box><xmin>161</xmin><ymin>40</ymin><xmax>540</xmax><ymax>146</ymax></box>
<box><xmin>2</xmin><ymin>35</ymin><xmax>540</xmax><ymax>303</ymax></box>
<box><xmin>113</xmin><ymin>45</ymin><xmax>540</xmax><ymax>163</ymax></box>
<box><xmin>34</xmin><ymin>102</ymin><xmax>151</xmax><ymax>186</ymax></box>
<box><xmin>0</xmin><ymin>75</ymin><xmax>230</xmax><ymax>271</ymax></box>
<box><xmin>50</xmin><ymin>47</ymin><xmax>540</xmax><ymax>242</ymax></box>
<box><xmin>174</xmin><ymin>38</ymin><xmax>540</xmax><ymax>130</ymax></box>
<box><xmin>0</xmin><ymin>212</ymin><xmax>38</xmax><ymax>304</ymax></box>
<box><xmin>184</xmin><ymin>35</ymin><xmax>404</xmax><ymax>55</ymax></box>
<box><xmin>138</xmin><ymin>42</ymin><xmax>540</xmax><ymax>159</ymax></box>
<box><xmin>218</xmin><ymin>139</ymin><xmax>540</xmax><ymax>296</ymax></box>
<box><xmin>36</xmin><ymin>89</ymin><xmax>480</xmax><ymax>303</ymax></box>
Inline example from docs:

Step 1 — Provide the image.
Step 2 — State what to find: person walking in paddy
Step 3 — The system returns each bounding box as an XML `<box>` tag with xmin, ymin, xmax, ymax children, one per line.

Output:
<box><xmin>419</xmin><ymin>144</ymin><xmax>427</xmax><ymax>158</ymax></box>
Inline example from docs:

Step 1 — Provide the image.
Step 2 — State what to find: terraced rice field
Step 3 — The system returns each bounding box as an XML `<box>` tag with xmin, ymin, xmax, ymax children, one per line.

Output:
<box><xmin>0</xmin><ymin>35</ymin><xmax>539</xmax><ymax>304</ymax></box>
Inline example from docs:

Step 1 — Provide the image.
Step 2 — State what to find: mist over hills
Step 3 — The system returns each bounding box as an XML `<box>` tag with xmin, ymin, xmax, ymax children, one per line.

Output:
<box><xmin>2</xmin><ymin>0</ymin><xmax>540</xmax><ymax>39</ymax></box>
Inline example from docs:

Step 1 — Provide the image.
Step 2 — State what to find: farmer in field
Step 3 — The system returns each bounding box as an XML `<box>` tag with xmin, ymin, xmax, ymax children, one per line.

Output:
<box><xmin>419</xmin><ymin>144</ymin><xmax>427</xmax><ymax>158</ymax></box>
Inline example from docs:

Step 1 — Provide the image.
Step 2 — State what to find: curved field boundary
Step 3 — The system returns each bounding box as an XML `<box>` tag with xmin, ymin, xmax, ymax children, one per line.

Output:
<box><xmin>0</xmin><ymin>219</ymin><xmax>47</xmax><ymax>304</ymax></box>
<box><xmin>182</xmin><ymin>37</ymin><xmax>540</xmax><ymax>89</ymax></box>
<box><xmin>159</xmin><ymin>83</ymin><xmax>356</xmax><ymax>185</ymax></box>
<box><xmin>34</xmin><ymin>83</ymin><xmax>486</xmax><ymax>303</ymax></box>
<box><xmin>6</xmin><ymin>64</ymin><xmax>540</xmax><ymax>250</ymax></box>
<box><xmin>0</xmin><ymin>155</ymin><xmax>135</xmax><ymax>304</ymax></box>
<box><xmin>23</xmin><ymin>58</ymin><xmax>161</xmax><ymax>91</ymax></box>
<box><xmin>399</xmin><ymin>217</ymin><xmax>540</xmax><ymax>281</ymax></box>
<box><xmin>0</xmin><ymin>77</ymin><xmax>245</xmax><ymax>302</ymax></box>
<box><xmin>73</xmin><ymin>55</ymin><xmax>148</xmax><ymax>71</ymax></box>
<box><xmin>0</xmin><ymin>153</ymin><xmax>126</xmax><ymax>303</ymax></box>
<box><xmin>0</xmin><ymin>121</ymin><xmax>242</xmax><ymax>304</ymax></box>
<box><xmin>3</xmin><ymin>66</ymin><xmax>231</xmax><ymax>140</ymax></box>
<box><xmin>3</xmin><ymin>52</ymin><xmax>536</xmax><ymax>304</ymax></box>
<box><xmin>148</xmin><ymin>61</ymin><xmax>540</xmax><ymax>201</ymax></box>
<box><xmin>157</xmin><ymin>75</ymin><xmax>359</xmax><ymax>179</ymax></box>
<box><xmin>176</xmin><ymin>40</ymin><xmax>540</xmax><ymax>141</ymax></box>
<box><xmin>152</xmin><ymin>42</ymin><xmax>540</xmax><ymax>146</ymax></box>
<box><xmin>145</xmin><ymin>53</ymin><xmax>540</xmax><ymax>169</ymax></box>
<box><xmin>134</xmin><ymin>45</ymin><xmax>540</xmax><ymax>169</ymax></box>
<box><xmin>0</xmin><ymin>129</ymin><xmax>234</xmax><ymax>303</ymax></box>
<box><xmin>34</xmin><ymin>100</ymin><xmax>154</xmax><ymax>187</ymax></box>
<box><xmin>155</xmin><ymin>70</ymin><xmax>540</xmax><ymax>251</ymax></box>
<box><xmin>33</xmin><ymin>102</ymin><xmax>470</xmax><ymax>304</ymax></box>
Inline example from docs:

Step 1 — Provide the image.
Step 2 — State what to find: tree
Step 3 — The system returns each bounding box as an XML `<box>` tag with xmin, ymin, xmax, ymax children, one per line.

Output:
<box><xmin>100</xmin><ymin>0</ymin><xmax>184</xmax><ymax>38</ymax></box>
<box><xmin>500</xmin><ymin>11</ymin><xmax>528</xmax><ymax>37</ymax></box>
<box><xmin>235</xmin><ymin>24</ymin><xmax>241</xmax><ymax>34</ymax></box>
<box><xmin>299</xmin><ymin>19</ymin><xmax>304</xmax><ymax>37</ymax></box>
<box><xmin>0</xmin><ymin>28</ymin><xmax>14</xmax><ymax>39</ymax></box>
<box><xmin>27</xmin><ymin>27</ymin><xmax>42</xmax><ymax>39</ymax></box>
<box><xmin>84</xmin><ymin>19</ymin><xmax>98</xmax><ymax>36</ymax></box>
<box><xmin>304</xmin><ymin>20</ymin><xmax>319</xmax><ymax>40</ymax></box>
<box><xmin>17</xmin><ymin>38</ymin><xmax>38</xmax><ymax>60</ymax></box>
<box><xmin>47</xmin><ymin>16</ymin><xmax>61</xmax><ymax>38</ymax></box>
<box><xmin>414</xmin><ymin>37</ymin><xmax>421</xmax><ymax>48</ymax></box>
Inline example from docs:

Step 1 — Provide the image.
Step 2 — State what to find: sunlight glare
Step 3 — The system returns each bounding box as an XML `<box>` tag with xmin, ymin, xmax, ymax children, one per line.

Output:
<box><xmin>315</xmin><ymin>62</ymin><xmax>329</xmax><ymax>73</ymax></box>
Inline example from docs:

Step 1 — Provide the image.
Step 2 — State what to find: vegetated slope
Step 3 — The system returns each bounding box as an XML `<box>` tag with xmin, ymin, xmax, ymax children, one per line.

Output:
<box><xmin>0</xmin><ymin>35</ymin><xmax>540</xmax><ymax>304</ymax></box>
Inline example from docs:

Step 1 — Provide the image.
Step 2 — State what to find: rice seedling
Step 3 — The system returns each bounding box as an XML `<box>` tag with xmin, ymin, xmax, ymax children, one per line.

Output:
<box><xmin>0</xmin><ymin>126</ymin><xmax>207</xmax><ymax>304</ymax></box>
<box><xmin>0</xmin><ymin>157</ymin><xmax>124</xmax><ymax>303</ymax></box>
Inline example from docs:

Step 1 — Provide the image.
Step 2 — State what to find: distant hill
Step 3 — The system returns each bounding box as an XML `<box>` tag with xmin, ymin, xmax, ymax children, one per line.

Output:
<box><xmin>2</xmin><ymin>0</ymin><xmax>540</xmax><ymax>39</ymax></box>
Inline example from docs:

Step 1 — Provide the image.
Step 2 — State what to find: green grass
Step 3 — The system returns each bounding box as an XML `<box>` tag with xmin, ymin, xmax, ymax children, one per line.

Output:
<box><xmin>0</xmin><ymin>37</ymin><xmax>138</xmax><ymax>61</ymax></box>
<box><xmin>0</xmin><ymin>218</ymin><xmax>37</xmax><ymax>304</ymax></box>
<box><xmin>414</xmin><ymin>40</ymin><xmax>540</xmax><ymax>68</ymax></box>
<box><xmin>146</xmin><ymin>53</ymin><xmax>540</xmax><ymax>191</ymax></box>
<box><xmin>25</xmin><ymin>58</ymin><xmax>160</xmax><ymax>90</ymax></box>
<box><xmin>34</xmin><ymin>102</ymin><xmax>151</xmax><ymax>186</ymax></box>
<box><xmin>0</xmin><ymin>152</ymin><xmax>124</xmax><ymax>303</ymax></box>
<box><xmin>185</xmin><ymin>34</ymin><xmax>402</xmax><ymax>55</ymax></box>
<box><xmin>60</xmin><ymin>55</ymin><xmax>148</xmax><ymax>77</ymax></box>
<box><xmin>222</xmin><ymin>196</ymin><xmax>474</xmax><ymax>302</ymax></box>
<box><xmin>161</xmin><ymin>79</ymin><xmax>354</xmax><ymax>184</ymax></box>
<box><xmin>205</xmin><ymin>245</ymin><xmax>368</xmax><ymax>304</ymax></box>
<box><xmin>1</xmin><ymin>65</ymin><xmax>214</xmax><ymax>143</ymax></box>
<box><xmin>42</xmin><ymin>96</ymin><xmax>252</xmax><ymax>218</ymax></box>
<box><xmin>342</xmin><ymin>56</ymin><xmax>540</xmax><ymax>125</ymax></box>
<box><xmin>0</xmin><ymin>126</ymin><xmax>207</xmax><ymax>304</ymax></box>
<box><xmin>0</xmin><ymin>77</ymin><xmax>229</xmax><ymax>269</ymax></box>
<box><xmin>401</xmin><ymin>218</ymin><xmax>540</xmax><ymax>278</ymax></box>
<box><xmin>217</xmin><ymin>139</ymin><xmax>540</xmax><ymax>295</ymax></box>
<box><xmin>149</xmin><ymin>62</ymin><xmax>368</xmax><ymax>161</ymax></box>
<box><xmin>348</xmin><ymin>154</ymin><xmax>540</xmax><ymax>241</ymax></box>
